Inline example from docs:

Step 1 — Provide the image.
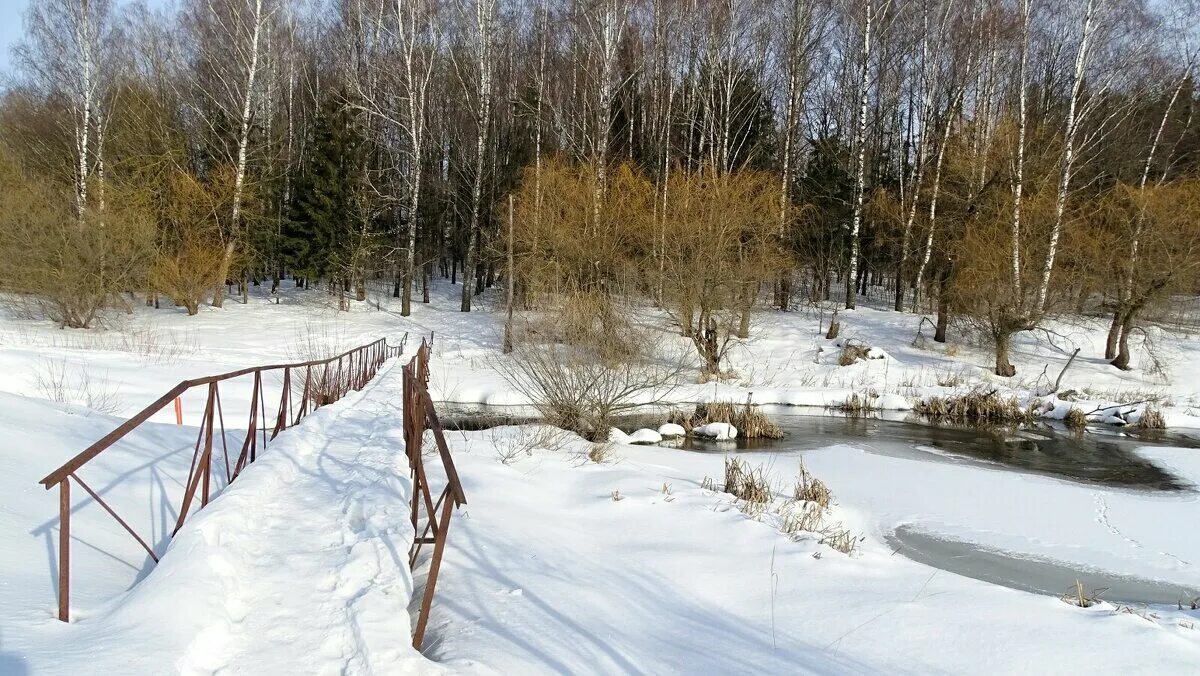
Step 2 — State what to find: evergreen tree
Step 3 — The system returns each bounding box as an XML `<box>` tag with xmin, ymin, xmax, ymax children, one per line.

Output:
<box><xmin>283</xmin><ymin>96</ymin><xmax>365</xmax><ymax>285</ymax></box>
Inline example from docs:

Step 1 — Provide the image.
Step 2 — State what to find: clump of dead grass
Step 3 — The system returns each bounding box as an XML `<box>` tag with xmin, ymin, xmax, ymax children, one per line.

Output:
<box><xmin>588</xmin><ymin>442</ymin><xmax>615</xmax><ymax>464</ymax></box>
<box><xmin>914</xmin><ymin>388</ymin><xmax>1037</xmax><ymax>425</ymax></box>
<box><xmin>1135</xmin><ymin>406</ymin><xmax>1166</xmax><ymax>430</ymax></box>
<box><xmin>781</xmin><ymin>502</ymin><xmax>825</xmax><ymax>535</ymax></box>
<box><xmin>819</xmin><ymin>526</ymin><xmax>863</xmax><ymax>555</ymax></box>
<box><xmin>837</xmin><ymin>340</ymin><xmax>873</xmax><ymax>366</ymax></box>
<box><xmin>723</xmin><ymin>457</ymin><xmax>773</xmax><ymax>503</ymax></box>
<box><xmin>827</xmin><ymin>391</ymin><xmax>880</xmax><ymax>416</ymax></box>
<box><xmin>670</xmin><ymin>398</ymin><xmax>784</xmax><ymax>439</ymax></box>
<box><xmin>1061</xmin><ymin>580</ymin><xmax>1107</xmax><ymax>608</ymax></box>
<box><xmin>491</xmin><ymin>425</ymin><xmax>574</xmax><ymax>464</ymax></box>
<box><xmin>1063</xmin><ymin>406</ymin><xmax>1088</xmax><ymax>431</ymax></box>
<box><xmin>793</xmin><ymin>461</ymin><xmax>831</xmax><ymax>508</ymax></box>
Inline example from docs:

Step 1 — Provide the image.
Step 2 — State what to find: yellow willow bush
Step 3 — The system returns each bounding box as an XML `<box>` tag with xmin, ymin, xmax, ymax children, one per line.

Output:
<box><xmin>505</xmin><ymin>160</ymin><xmax>785</xmax><ymax>376</ymax></box>
<box><xmin>508</xmin><ymin>157</ymin><xmax>655</xmax><ymax>305</ymax></box>
<box><xmin>151</xmin><ymin>172</ymin><xmax>231</xmax><ymax>315</ymax></box>
<box><xmin>0</xmin><ymin>157</ymin><xmax>155</xmax><ymax>328</ymax></box>
<box><xmin>654</xmin><ymin>168</ymin><xmax>785</xmax><ymax>374</ymax></box>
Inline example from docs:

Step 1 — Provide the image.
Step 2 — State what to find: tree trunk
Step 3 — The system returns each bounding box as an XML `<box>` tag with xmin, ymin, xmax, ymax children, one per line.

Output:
<box><xmin>934</xmin><ymin>264</ymin><xmax>951</xmax><ymax>343</ymax></box>
<box><xmin>1104</xmin><ymin>308</ymin><xmax>1122</xmax><ymax>360</ymax></box>
<box><xmin>503</xmin><ymin>195</ymin><xmax>515</xmax><ymax>354</ymax></box>
<box><xmin>1111</xmin><ymin>308</ymin><xmax>1137</xmax><ymax>371</ymax></box>
<box><xmin>844</xmin><ymin>0</ymin><xmax>873</xmax><ymax>311</ymax></box>
<box><xmin>994</xmin><ymin>329</ymin><xmax>1016</xmax><ymax>377</ymax></box>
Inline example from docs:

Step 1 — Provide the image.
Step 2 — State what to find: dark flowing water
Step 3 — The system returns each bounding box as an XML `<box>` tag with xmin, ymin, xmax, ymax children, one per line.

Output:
<box><xmin>439</xmin><ymin>403</ymin><xmax>1198</xmax><ymax>491</ymax></box>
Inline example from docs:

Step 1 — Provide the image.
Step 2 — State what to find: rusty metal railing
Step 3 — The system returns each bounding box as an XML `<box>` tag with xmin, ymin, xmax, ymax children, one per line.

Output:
<box><xmin>38</xmin><ymin>335</ymin><xmax>407</xmax><ymax>622</ymax></box>
<box><xmin>402</xmin><ymin>337</ymin><xmax>466</xmax><ymax>650</ymax></box>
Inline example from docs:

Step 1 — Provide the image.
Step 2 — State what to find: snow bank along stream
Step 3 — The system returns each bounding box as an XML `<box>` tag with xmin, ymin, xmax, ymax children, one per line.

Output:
<box><xmin>441</xmin><ymin>404</ymin><xmax>1200</xmax><ymax>607</ymax></box>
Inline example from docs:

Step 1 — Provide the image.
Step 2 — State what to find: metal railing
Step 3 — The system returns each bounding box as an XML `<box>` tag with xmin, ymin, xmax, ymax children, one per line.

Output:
<box><xmin>402</xmin><ymin>338</ymin><xmax>466</xmax><ymax>650</ymax></box>
<box><xmin>38</xmin><ymin>335</ymin><xmax>407</xmax><ymax>622</ymax></box>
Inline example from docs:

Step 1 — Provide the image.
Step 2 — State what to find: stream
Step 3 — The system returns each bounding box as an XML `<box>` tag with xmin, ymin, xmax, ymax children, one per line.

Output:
<box><xmin>439</xmin><ymin>402</ymin><xmax>1200</xmax><ymax>605</ymax></box>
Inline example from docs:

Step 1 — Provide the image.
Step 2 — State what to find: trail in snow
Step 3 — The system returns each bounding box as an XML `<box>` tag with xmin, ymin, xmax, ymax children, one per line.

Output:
<box><xmin>7</xmin><ymin>362</ymin><xmax>439</xmax><ymax>675</ymax></box>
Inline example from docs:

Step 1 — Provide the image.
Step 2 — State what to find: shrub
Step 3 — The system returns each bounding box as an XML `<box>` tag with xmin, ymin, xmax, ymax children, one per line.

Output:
<box><xmin>497</xmin><ymin>314</ymin><xmax>686</xmax><ymax>440</ymax></box>
<box><xmin>0</xmin><ymin>165</ymin><xmax>155</xmax><ymax>328</ymax></box>
<box><xmin>151</xmin><ymin>230</ymin><xmax>226</xmax><ymax>315</ymax></box>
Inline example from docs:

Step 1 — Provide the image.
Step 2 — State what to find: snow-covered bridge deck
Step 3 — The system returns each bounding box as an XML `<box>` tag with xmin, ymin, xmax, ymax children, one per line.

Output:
<box><xmin>1</xmin><ymin>363</ymin><xmax>439</xmax><ymax>674</ymax></box>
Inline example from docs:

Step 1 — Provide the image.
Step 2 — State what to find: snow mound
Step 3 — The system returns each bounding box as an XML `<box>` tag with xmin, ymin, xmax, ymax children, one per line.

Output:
<box><xmin>693</xmin><ymin>422</ymin><xmax>738</xmax><ymax>440</ymax></box>
<box><xmin>610</xmin><ymin>428</ymin><xmax>664</xmax><ymax>445</ymax></box>
<box><xmin>657</xmin><ymin>423</ymin><xmax>686</xmax><ymax>438</ymax></box>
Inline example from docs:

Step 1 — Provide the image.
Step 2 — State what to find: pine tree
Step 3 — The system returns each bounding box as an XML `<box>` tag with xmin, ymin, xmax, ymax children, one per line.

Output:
<box><xmin>283</xmin><ymin>96</ymin><xmax>365</xmax><ymax>287</ymax></box>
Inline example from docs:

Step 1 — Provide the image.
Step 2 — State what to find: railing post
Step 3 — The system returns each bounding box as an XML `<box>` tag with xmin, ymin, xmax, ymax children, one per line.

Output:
<box><xmin>413</xmin><ymin>493</ymin><xmax>455</xmax><ymax>650</ymax></box>
<box><xmin>201</xmin><ymin>383</ymin><xmax>215</xmax><ymax>506</ymax></box>
<box><xmin>57</xmin><ymin>479</ymin><xmax>70</xmax><ymax>622</ymax></box>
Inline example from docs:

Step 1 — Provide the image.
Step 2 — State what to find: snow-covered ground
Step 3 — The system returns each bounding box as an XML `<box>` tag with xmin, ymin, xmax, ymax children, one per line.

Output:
<box><xmin>2</xmin><ymin>281</ymin><xmax>1199</xmax><ymax>673</ymax></box>
<box><xmin>421</xmin><ymin>428</ymin><xmax>1200</xmax><ymax>673</ymax></box>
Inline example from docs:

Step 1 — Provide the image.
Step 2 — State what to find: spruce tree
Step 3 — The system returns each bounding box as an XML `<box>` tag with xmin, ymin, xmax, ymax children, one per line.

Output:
<box><xmin>283</xmin><ymin>96</ymin><xmax>365</xmax><ymax>287</ymax></box>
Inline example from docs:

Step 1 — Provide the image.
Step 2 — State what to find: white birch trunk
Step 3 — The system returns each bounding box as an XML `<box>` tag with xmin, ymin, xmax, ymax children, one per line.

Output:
<box><xmin>216</xmin><ymin>0</ymin><xmax>266</xmax><ymax>308</ymax></box>
<box><xmin>845</xmin><ymin>0</ymin><xmax>873</xmax><ymax>310</ymax></box>
<box><xmin>1035</xmin><ymin>0</ymin><xmax>1098</xmax><ymax>314</ymax></box>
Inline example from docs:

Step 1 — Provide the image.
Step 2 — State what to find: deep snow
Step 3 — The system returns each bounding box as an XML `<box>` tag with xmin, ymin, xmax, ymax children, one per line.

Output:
<box><xmin>2</xmin><ymin>281</ymin><xmax>1200</xmax><ymax>674</ymax></box>
<box><xmin>1</xmin><ymin>368</ymin><xmax>431</xmax><ymax>674</ymax></box>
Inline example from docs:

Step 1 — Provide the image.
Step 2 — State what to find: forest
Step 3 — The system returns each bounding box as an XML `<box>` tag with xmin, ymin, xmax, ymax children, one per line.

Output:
<box><xmin>0</xmin><ymin>0</ymin><xmax>1198</xmax><ymax>377</ymax></box>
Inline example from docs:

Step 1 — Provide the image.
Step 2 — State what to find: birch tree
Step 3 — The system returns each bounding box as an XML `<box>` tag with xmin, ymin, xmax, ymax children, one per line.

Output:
<box><xmin>185</xmin><ymin>0</ymin><xmax>272</xmax><ymax>307</ymax></box>
<box><xmin>453</xmin><ymin>0</ymin><xmax>497</xmax><ymax>312</ymax></box>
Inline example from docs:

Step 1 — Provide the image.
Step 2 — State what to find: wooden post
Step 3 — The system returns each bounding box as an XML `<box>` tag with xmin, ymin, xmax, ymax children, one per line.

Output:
<box><xmin>58</xmin><ymin>479</ymin><xmax>70</xmax><ymax>622</ymax></box>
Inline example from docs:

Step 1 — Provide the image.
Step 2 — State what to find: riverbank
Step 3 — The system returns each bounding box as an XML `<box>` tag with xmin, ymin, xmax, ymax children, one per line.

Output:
<box><xmin>420</xmin><ymin>425</ymin><xmax>1200</xmax><ymax>672</ymax></box>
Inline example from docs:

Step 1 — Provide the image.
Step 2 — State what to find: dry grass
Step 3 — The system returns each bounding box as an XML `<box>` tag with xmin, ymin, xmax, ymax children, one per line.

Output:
<box><xmin>914</xmin><ymin>388</ymin><xmax>1037</xmax><ymax>425</ymax></box>
<box><xmin>672</xmin><ymin>399</ymin><xmax>784</xmax><ymax>439</ymax></box>
<box><xmin>819</xmin><ymin>526</ymin><xmax>863</xmax><ymax>555</ymax></box>
<box><xmin>1063</xmin><ymin>406</ymin><xmax>1088</xmax><ymax>431</ymax></box>
<box><xmin>837</xmin><ymin>341</ymin><xmax>872</xmax><ymax>366</ymax></box>
<box><xmin>588</xmin><ymin>442</ymin><xmax>615</xmax><ymax>464</ymax></box>
<box><xmin>33</xmin><ymin>359</ymin><xmax>123</xmax><ymax>416</ymax></box>
<box><xmin>1061</xmin><ymin>579</ymin><xmax>1107</xmax><ymax>608</ymax></box>
<box><xmin>492</xmin><ymin>426</ymin><xmax>575</xmax><ymax>464</ymax></box>
<box><xmin>827</xmin><ymin>392</ymin><xmax>880</xmax><ymax>415</ymax></box>
<box><xmin>781</xmin><ymin>501</ymin><xmax>825</xmax><ymax>535</ymax></box>
<box><xmin>723</xmin><ymin>457</ymin><xmax>773</xmax><ymax>503</ymax></box>
<box><xmin>1114</xmin><ymin>604</ymin><xmax>1160</xmax><ymax>622</ymax></box>
<box><xmin>793</xmin><ymin>461</ymin><xmax>831</xmax><ymax>508</ymax></box>
<box><xmin>1136</xmin><ymin>406</ymin><xmax>1166</xmax><ymax>430</ymax></box>
<box><xmin>936</xmin><ymin>366</ymin><xmax>971</xmax><ymax>387</ymax></box>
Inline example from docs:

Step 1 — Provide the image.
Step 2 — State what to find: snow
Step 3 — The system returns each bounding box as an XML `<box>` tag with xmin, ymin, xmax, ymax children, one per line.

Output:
<box><xmin>657</xmin><ymin>423</ymin><xmax>686</xmax><ymax>438</ymax></box>
<box><xmin>625</xmin><ymin>428</ymin><xmax>663</xmax><ymax>445</ymax></box>
<box><xmin>419</xmin><ymin>428</ymin><xmax>1200</xmax><ymax>673</ymax></box>
<box><xmin>0</xmin><ymin>365</ymin><xmax>433</xmax><ymax>674</ymax></box>
<box><xmin>692</xmin><ymin>422</ymin><xmax>738</xmax><ymax>440</ymax></box>
<box><xmin>2</xmin><ymin>281</ymin><xmax>1200</xmax><ymax>672</ymax></box>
